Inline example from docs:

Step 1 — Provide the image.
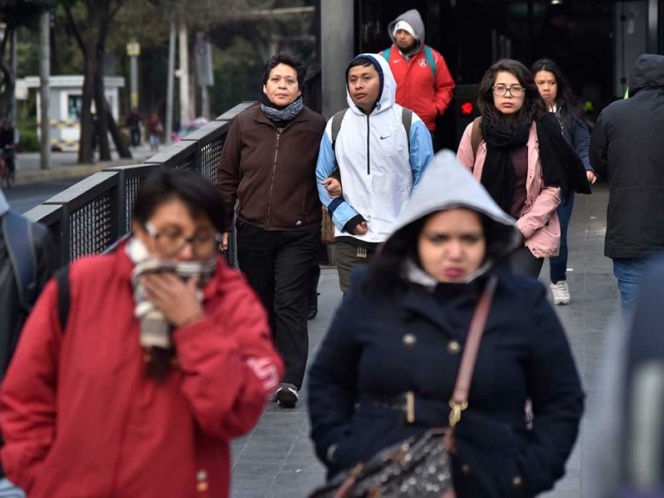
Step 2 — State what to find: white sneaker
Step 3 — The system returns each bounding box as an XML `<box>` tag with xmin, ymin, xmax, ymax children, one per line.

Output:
<box><xmin>550</xmin><ymin>281</ymin><xmax>571</xmax><ymax>305</ymax></box>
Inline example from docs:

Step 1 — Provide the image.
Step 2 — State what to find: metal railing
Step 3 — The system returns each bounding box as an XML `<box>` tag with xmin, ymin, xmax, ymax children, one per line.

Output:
<box><xmin>24</xmin><ymin>102</ymin><xmax>254</xmax><ymax>266</ymax></box>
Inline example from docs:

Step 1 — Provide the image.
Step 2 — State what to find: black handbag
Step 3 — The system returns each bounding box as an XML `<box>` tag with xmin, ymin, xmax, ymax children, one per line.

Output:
<box><xmin>309</xmin><ymin>276</ymin><xmax>498</xmax><ymax>498</ymax></box>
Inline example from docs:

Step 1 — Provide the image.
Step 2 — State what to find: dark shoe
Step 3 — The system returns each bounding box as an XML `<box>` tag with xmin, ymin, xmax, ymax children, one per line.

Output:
<box><xmin>275</xmin><ymin>383</ymin><xmax>299</xmax><ymax>408</ymax></box>
<box><xmin>308</xmin><ymin>307</ymin><xmax>318</xmax><ymax>320</ymax></box>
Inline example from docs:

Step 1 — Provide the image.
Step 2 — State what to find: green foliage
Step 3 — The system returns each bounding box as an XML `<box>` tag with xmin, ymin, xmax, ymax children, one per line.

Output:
<box><xmin>210</xmin><ymin>37</ymin><xmax>261</xmax><ymax>115</ymax></box>
<box><xmin>16</xmin><ymin>118</ymin><xmax>38</xmax><ymax>152</ymax></box>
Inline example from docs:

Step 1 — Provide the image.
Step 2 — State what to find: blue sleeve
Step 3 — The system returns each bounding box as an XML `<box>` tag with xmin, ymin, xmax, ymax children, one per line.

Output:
<box><xmin>316</xmin><ymin>132</ymin><xmax>360</xmax><ymax>231</ymax></box>
<box><xmin>408</xmin><ymin>120</ymin><xmax>434</xmax><ymax>188</ymax></box>
<box><xmin>571</xmin><ymin>117</ymin><xmax>593</xmax><ymax>172</ymax></box>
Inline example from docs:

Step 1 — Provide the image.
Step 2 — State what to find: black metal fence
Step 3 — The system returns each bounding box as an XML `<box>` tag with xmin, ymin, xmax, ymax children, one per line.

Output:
<box><xmin>24</xmin><ymin>102</ymin><xmax>254</xmax><ymax>266</ymax></box>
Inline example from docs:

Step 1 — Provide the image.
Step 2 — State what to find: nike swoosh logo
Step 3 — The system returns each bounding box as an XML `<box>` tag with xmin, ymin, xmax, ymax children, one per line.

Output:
<box><xmin>380</xmin><ymin>135</ymin><xmax>390</xmax><ymax>140</ymax></box>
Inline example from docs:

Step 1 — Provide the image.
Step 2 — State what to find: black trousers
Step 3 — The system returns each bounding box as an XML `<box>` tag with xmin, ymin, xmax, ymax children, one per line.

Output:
<box><xmin>236</xmin><ymin>221</ymin><xmax>319</xmax><ymax>389</ymax></box>
<box><xmin>309</xmin><ymin>263</ymin><xmax>320</xmax><ymax>311</ymax></box>
<box><xmin>510</xmin><ymin>246</ymin><xmax>544</xmax><ymax>279</ymax></box>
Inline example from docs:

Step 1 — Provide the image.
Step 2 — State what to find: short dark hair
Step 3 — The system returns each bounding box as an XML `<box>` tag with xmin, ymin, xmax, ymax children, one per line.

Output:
<box><xmin>262</xmin><ymin>51</ymin><xmax>307</xmax><ymax>90</ymax></box>
<box><xmin>347</xmin><ymin>57</ymin><xmax>374</xmax><ymax>71</ymax></box>
<box><xmin>477</xmin><ymin>59</ymin><xmax>547</xmax><ymax>125</ymax></box>
<box><xmin>132</xmin><ymin>169</ymin><xmax>226</xmax><ymax>234</ymax></box>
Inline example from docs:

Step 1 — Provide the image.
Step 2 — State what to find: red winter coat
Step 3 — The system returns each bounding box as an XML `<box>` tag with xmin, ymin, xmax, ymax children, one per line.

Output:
<box><xmin>384</xmin><ymin>44</ymin><xmax>456</xmax><ymax>131</ymax></box>
<box><xmin>0</xmin><ymin>245</ymin><xmax>283</xmax><ymax>498</ymax></box>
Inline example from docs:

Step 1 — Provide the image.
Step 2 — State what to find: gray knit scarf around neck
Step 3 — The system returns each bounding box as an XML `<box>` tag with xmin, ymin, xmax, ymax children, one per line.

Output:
<box><xmin>126</xmin><ymin>238</ymin><xmax>217</xmax><ymax>350</ymax></box>
<box><xmin>260</xmin><ymin>94</ymin><xmax>304</xmax><ymax>126</ymax></box>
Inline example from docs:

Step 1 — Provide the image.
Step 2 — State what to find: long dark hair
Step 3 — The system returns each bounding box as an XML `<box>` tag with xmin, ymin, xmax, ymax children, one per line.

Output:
<box><xmin>363</xmin><ymin>217</ymin><xmax>427</xmax><ymax>295</ymax></box>
<box><xmin>531</xmin><ymin>58</ymin><xmax>583</xmax><ymax>120</ymax></box>
<box><xmin>132</xmin><ymin>169</ymin><xmax>226</xmax><ymax>382</ymax></box>
<box><xmin>477</xmin><ymin>59</ymin><xmax>547</xmax><ymax>126</ymax></box>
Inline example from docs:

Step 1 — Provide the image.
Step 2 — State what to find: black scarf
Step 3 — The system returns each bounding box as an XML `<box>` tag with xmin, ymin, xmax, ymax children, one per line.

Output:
<box><xmin>481</xmin><ymin>114</ymin><xmax>590</xmax><ymax>214</ymax></box>
<box><xmin>480</xmin><ymin>119</ymin><xmax>531</xmax><ymax>213</ymax></box>
<box><xmin>536</xmin><ymin>113</ymin><xmax>592</xmax><ymax>196</ymax></box>
<box><xmin>260</xmin><ymin>92</ymin><xmax>304</xmax><ymax>127</ymax></box>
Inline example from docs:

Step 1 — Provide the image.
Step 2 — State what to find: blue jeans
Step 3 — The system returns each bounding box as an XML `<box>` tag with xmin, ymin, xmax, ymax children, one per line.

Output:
<box><xmin>550</xmin><ymin>193</ymin><xmax>574</xmax><ymax>283</ymax></box>
<box><xmin>613</xmin><ymin>258</ymin><xmax>650</xmax><ymax>317</ymax></box>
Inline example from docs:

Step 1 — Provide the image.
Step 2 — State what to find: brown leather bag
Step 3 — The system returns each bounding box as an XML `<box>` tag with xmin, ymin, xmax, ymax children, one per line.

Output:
<box><xmin>309</xmin><ymin>276</ymin><xmax>498</xmax><ymax>498</ymax></box>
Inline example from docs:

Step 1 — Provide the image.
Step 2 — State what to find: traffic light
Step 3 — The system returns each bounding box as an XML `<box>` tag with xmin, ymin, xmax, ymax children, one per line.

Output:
<box><xmin>460</xmin><ymin>102</ymin><xmax>474</xmax><ymax>115</ymax></box>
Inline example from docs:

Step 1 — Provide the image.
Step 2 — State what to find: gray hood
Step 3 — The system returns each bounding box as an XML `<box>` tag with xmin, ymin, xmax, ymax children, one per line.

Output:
<box><xmin>388</xmin><ymin>9</ymin><xmax>425</xmax><ymax>53</ymax></box>
<box><xmin>389</xmin><ymin>150</ymin><xmax>522</xmax><ymax>263</ymax></box>
<box><xmin>629</xmin><ymin>54</ymin><xmax>664</xmax><ymax>96</ymax></box>
<box><xmin>0</xmin><ymin>187</ymin><xmax>8</xmax><ymax>217</ymax></box>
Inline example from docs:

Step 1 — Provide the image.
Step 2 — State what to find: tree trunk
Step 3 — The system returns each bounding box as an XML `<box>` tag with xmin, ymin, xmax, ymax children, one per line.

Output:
<box><xmin>78</xmin><ymin>54</ymin><xmax>96</xmax><ymax>164</ymax></box>
<box><xmin>94</xmin><ymin>63</ymin><xmax>111</xmax><ymax>161</ymax></box>
<box><xmin>104</xmin><ymin>98</ymin><xmax>132</xmax><ymax>159</ymax></box>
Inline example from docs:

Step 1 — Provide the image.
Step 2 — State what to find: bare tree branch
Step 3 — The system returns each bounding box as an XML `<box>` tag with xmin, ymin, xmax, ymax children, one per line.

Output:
<box><xmin>64</xmin><ymin>5</ymin><xmax>87</xmax><ymax>57</ymax></box>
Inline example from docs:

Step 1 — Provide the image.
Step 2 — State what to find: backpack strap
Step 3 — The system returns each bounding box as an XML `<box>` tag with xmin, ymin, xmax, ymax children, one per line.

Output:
<box><xmin>470</xmin><ymin>117</ymin><xmax>483</xmax><ymax>160</ymax></box>
<box><xmin>54</xmin><ymin>265</ymin><xmax>70</xmax><ymax>334</ymax></box>
<box><xmin>2</xmin><ymin>211</ymin><xmax>36</xmax><ymax>312</ymax></box>
<box><xmin>381</xmin><ymin>48</ymin><xmax>392</xmax><ymax>61</ymax></box>
<box><xmin>401</xmin><ymin>108</ymin><xmax>413</xmax><ymax>152</ymax></box>
<box><xmin>423</xmin><ymin>46</ymin><xmax>437</xmax><ymax>80</ymax></box>
<box><xmin>329</xmin><ymin>109</ymin><xmax>348</xmax><ymax>188</ymax></box>
<box><xmin>330</xmin><ymin>110</ymin><xmax>348</xmax><ymax>152</ymax></box>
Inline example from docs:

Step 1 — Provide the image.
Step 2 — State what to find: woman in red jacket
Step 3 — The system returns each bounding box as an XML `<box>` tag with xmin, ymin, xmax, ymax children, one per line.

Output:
<box><xmin>0</xmin><ymin>170</ymin><xmax>283</xmax><ymax>498</ymax></box>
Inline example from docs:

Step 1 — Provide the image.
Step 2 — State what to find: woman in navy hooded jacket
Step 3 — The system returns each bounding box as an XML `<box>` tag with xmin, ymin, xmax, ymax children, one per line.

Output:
<box><xmin>532</xmin><ymin>59</ymin><xmax>597</xmax><ymax>306</ymax></box>
<box><xmin>308</xmin><ymin>151</ymin><xmax>584</xmax><ymax>497</ymax></box>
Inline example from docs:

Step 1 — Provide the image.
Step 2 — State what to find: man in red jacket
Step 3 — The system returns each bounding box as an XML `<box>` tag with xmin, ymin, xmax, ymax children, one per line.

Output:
<box><xmin>382</xmin><ymin>9</ymin><xmax>455</xmax><ymax>146</ymax></box>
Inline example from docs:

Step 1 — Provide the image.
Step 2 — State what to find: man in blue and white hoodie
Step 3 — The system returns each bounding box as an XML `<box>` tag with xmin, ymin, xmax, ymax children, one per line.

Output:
<box><xmin>316</xmin><ymin>53</ymin><xmax>433</xmax><ymax>292</ymax></box>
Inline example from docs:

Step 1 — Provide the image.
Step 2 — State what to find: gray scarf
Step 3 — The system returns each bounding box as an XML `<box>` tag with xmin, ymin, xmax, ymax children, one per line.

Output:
<box><xmin>260</xmin><ymin>94</ymin><xmax>304</xmax><ymax>125</ymax></box>
<box><xmin>126</xmin><ymin>238</ymin><xmax>217</xmax><ymax>349</ymax></box>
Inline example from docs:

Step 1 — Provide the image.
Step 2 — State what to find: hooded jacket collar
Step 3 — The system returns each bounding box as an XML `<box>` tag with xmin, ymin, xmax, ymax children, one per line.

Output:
<box><xmin>629</xmin><ymin>54</ymin><xmax>664</xmax><ymax>96</ymax></box>
<box><xmin>388</xmin><ymin>9</ymin><xmax>426</xmax><ymax>54</ymax></box>
<box><xmin>390</xmin><ymin>150</ymin><xmax>521</xmax><ymax>249</ymax></box>
<box><xmin>345</xmin><ymin>53</ymin><xmax>397</xmax><ymax>116</ymax></box>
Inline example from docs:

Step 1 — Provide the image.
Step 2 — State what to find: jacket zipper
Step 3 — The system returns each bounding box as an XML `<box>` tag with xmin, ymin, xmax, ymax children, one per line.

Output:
<box><xmin>366</xmin><ymin>115</ymin><xmax>371</xmax><ymax>175</ymax></box>
<box><xmin>266</xmin><ymin>128</ymin><xmax>282</xmax><ymax>229</ymax></box>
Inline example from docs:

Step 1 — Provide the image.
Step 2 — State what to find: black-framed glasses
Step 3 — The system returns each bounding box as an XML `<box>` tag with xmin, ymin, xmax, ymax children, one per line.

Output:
<box><xmin>145</xmin><ymin>222</ymin><xmax>221</xmax><ymax>257</ymax></box>
<box><xmin>492</xmin><ymin>85</ymin><xmax>525</xmax><ymax>97</ymax></box>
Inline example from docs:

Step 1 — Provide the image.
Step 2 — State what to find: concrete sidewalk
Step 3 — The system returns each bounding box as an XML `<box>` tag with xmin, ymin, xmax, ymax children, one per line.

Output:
<box><xmin>12</xmin><ymin>144</ymin><xmax>156</xmax><ymax>185</ymax></box>
<box><xmin>230</xmin><ymin>184</ymin><xmax>617</xmax><ymax>498</ymax></box>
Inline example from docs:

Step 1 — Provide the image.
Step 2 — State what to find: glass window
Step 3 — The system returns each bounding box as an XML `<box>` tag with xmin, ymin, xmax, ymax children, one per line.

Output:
<box><xmin>68</xmin><ymin>95</ymin><xmax>83</xmax><ymax>121</ymax></box>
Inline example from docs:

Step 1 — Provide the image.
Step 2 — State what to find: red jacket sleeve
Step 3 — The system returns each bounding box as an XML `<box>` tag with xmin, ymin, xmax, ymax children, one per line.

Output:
<box><xmin>0</xmin><ymin>279</ymin><xmax>62</xmax><ymax>493</ymax></box>
<box><xmin>173</xmin><ymin>269</ymin><xmax>283</xmax><ymax>440</ymax></box>
<box><xmin>433</xmin><ymin>50</ymin><xmax>455</xmax><ymax>116</ymax></box>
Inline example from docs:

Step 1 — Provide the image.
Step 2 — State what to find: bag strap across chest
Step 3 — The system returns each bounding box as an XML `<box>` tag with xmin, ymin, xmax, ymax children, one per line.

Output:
<box><xmin>448</xmin><ymin>275</ymin><xmax>498</xmax><ymax>428</ymax></box>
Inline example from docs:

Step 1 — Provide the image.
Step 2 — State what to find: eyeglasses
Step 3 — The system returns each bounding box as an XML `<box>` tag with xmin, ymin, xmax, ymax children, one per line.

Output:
<box><xmin>492</xmin><ymin>85</ymin><xmax>525</xmax><ymax>97</ymax></box>
<box><xmin>145</xmin><ymin>222</ymin><xmax>221</xmax><ymax>258</ymax></box>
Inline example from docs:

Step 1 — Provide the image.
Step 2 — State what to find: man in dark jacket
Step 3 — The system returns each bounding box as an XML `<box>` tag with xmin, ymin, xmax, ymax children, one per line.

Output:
<box><xmin>0</xmin><ymin>187</ymin><xmax>56</xmax><ymax>493</ymax></box>
<box><xmin>589</xmin><ymin>54</ymin><xmax>664</xmax><ymax>316</ymax></box>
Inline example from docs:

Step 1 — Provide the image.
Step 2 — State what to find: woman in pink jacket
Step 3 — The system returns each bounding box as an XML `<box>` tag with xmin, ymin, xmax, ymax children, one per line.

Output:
<box><xmin>457</xmin><ymin>59</ymin><xmax>564</xmax><ymax>278</ymax></box>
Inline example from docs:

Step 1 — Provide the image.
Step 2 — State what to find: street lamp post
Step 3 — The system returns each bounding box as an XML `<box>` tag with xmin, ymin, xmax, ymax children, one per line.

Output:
<box><xmin>126</xmin><ymin>40</ymin><xmax>140</xmax><ymax>110</ymax></box>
